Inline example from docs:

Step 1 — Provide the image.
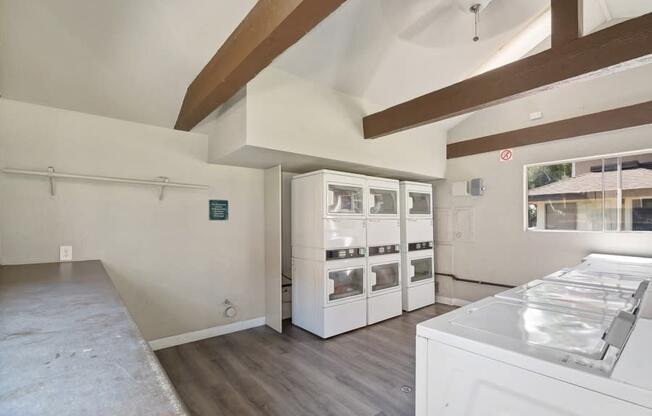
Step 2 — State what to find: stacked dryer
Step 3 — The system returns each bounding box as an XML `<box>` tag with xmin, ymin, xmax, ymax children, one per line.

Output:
<box><xmin>291</xmin><ymin>170</ymin><xmax>368</xmax><ymax>338</ymax></box>
<box><xmin>399</xmin><ymin>181</ymin><xmax>435</xmax><ymax>311</ymax></box>
<box><xmin>365</xmin><ymin>176</ymin><xmax>402</xmax><ymax>324</ymax></box>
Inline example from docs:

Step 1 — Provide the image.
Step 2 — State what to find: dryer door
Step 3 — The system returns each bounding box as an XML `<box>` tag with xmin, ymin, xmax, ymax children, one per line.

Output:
<box><xmin>407</xmin><ymin>190</ymin><xmax>432</xmax><ymax>217</ymax></box>
<box><xmin>369</xmin><ymin>261</ymin><xmax>400</xmax><ymax>296</ymax></box>
<box><xmin>409</xmin><ymin>255</ymin><xmax>434</xmax><ymax>286</ymax></box>
<box><xmin>326</xmin><ymin>265</ymin><xmax>365</xmax><ymax>304</ymax></box>
<box><xmin>369</xmin><ymin>187</ymin><xmax>398</xmax><ymax>217</ymax></box>
<box><xmin>326</xmin><ymin>183</ymin><xmax>364</xmax><ymax>216</ymax></box>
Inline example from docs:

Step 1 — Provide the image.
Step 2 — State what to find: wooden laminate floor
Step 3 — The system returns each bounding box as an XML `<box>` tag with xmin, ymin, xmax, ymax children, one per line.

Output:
<box><xmin>156</xmin><ymin>304</ymin><xmax>457</xmax><ymax>416</ymax></box>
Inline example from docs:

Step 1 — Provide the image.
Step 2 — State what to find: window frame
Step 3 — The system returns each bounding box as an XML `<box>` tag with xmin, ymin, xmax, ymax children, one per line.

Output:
<box><xmin>523</xmin><ymin>148</ymin><xmax>652</xmax><ymax>234</ymax></box>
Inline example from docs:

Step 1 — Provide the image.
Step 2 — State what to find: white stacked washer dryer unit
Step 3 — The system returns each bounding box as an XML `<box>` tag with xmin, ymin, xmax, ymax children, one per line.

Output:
<box><xmin>366</xmin><ymin>176</ymin><xmax>402</xmax><ymax>324</ymax></box>
<box><xmin>291</xmin><ymin>170</ymin><xmax>368</xmax><ymax>338</ymax></box>
<box><xmin>399</xmin><ymin>181</ymin><xmax>435</xmax><ymax>311</ymax></box>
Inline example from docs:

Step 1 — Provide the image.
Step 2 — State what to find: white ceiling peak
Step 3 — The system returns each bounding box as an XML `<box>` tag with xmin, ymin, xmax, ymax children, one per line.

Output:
<box><xmin>0</xmin><ymin>0</ymin><xmax>650</xmax><ymax>128</ymax></box>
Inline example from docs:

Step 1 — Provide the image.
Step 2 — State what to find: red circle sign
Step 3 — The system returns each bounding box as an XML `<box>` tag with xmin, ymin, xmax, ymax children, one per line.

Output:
<box><xmin>500</xmin><ymin>149</ymin><xmax>513</xmax><ymax>161</ymax></box>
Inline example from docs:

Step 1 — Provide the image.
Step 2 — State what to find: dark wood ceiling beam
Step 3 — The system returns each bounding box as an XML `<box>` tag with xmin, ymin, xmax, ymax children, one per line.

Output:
<box><xmin>174</xmin><ymin>0</ymin><xmax>346</xmax><ymax>131</ymax></box>
<box><xmin>446</xmin><ymin>101</ymin><xmax>652</xmax><ymax>159</ymax></box>
<box><xmin>551</xmin><ymin>0</ymin><xmax>581</xmax><ymax>47</ymax></box>
<box><xmin>363</xmin><ymin>12</ymin><xmax>652</xmax><ymax>140</ymax></box>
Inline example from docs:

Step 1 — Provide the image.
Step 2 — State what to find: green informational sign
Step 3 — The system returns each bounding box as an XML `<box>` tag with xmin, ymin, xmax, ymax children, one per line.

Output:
<box><xmin>209</xmin><ymin>200</ymin><xmax>228</xmax><ymax>221</ymax></box>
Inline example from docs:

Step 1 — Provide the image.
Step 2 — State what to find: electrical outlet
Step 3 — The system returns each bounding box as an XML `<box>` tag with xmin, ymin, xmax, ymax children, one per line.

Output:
<box><xmin>59</xmin><ymin>245</ymin><xmax>73</xmax><ymax>262</ymax></box>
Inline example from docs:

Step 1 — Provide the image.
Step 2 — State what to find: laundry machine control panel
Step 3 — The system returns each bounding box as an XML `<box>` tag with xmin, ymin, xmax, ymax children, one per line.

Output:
<box><xmin>325</xmin><ymin>247</ymin><xmax>366</xmax><ymax>261</ymax></box>
<box><xmin>408</xmin><ymin>241</ymin><xmax>434</xmax><ymax>252</ymax></box>
<box><xmin>369</xmin><ymin>245</ymin><xmax>401</xmax><ymax>256</ymax></box>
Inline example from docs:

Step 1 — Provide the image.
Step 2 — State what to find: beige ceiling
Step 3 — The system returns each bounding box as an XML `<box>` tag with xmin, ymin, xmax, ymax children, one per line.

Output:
<box><xmin>0</xmin><ymin>0</ymin><xmax>650</xmax><ymax>129</ymax></box>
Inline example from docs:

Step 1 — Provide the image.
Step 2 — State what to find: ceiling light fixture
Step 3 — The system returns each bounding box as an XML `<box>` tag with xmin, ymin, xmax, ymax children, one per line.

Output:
<box><xmin>470</xmin><ymin>3</ymin><xmax>481</xmax><ymax>42</ymax></box>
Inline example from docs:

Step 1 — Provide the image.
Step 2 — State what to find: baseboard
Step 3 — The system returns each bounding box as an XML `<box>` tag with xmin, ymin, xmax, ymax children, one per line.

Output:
<box><xmin>436</xmin><ymin>296</ymin><xmax>471</xmax><ymax>307</ymax></box>
<box><xmin>149</xmin><ymin>316</ymin><xmax>266</xmax><ymax>351</ymax></box>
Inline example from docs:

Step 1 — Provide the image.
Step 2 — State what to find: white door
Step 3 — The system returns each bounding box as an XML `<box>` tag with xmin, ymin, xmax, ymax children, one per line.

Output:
<box><xmin>264</xmin><ymin>165</ymin><xmax>282</xmax><ymax>333</ymax></box>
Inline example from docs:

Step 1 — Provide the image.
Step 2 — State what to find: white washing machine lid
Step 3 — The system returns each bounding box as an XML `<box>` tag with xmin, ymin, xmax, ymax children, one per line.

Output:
<box><xmin>547</xmin><ymin>269</ymin><xmax>648</xmax><ymax>291</ymax></box>
<box><xmin>577</xmin><ymin>260</ymin><xmax>652</xmax><ymax>280</ymax></box>
<box><xmin>450</xmin><ymin>300</ymin><xmax>612</xmax><ymax>359</ymax></box>
<box><xmin>584</xmin><ymin>253</ymin><xmax>652</xmax><ymax>266</ymax></box>
<box><xmin>496</xmin><ymin>280</ymin><xmax>640</xmax><ymax>316</ymax></box>
<box><xmin>576</xmin><ymin>254</ymin><xmax>652</xmax><ymax>281</ymax></box>
<box><xmin>417</xmin><ymin>295</ymin><xmax>652</xmax><ymax>408</ymax></box>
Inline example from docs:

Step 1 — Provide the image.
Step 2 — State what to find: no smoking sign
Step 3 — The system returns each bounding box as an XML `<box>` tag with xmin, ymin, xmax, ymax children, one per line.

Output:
<box><xmin>499</xmin><ymin>149</ymin><xmax>513</xmax><ymax>162</ymax></box>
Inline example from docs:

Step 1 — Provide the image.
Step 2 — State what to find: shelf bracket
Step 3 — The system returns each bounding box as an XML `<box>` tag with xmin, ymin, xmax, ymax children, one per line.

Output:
<box><xmin>48</xmin><ymin>166</ymin><xmax>56</xmax><ymax>196</ymax></box>
<box><xmin>158</xmin><ymin>177</ymin><xmax>169</xmax><ymax>201</ymax></box>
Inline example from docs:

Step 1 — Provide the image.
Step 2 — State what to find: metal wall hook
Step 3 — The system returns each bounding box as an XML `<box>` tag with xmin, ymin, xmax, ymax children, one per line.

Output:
<box><xmin>48</xmin><ymin>166</ymin><xmax>56</xmax><ymax>196</ymax></box>
<box><xmin>157</xmin><ymin>176</ymin><xmax>170</xmax><ymax>201</ymax></box>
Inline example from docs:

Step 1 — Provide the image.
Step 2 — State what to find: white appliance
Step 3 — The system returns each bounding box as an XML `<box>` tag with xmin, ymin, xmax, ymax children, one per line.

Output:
<box><xmin>400</xmin><ymin>181</ymin><xmax>435</xmax><ymax>311</ymax></box>
<box><xmin>365</xmin><ymin>176</ymin><xmax>402</xmax><ymax>324</ymax></box>
<box><xmin>293</xmin><ymin>255</ymin><xmax>367</xmax><ymax>338</ymax></box>
<box><xmin>367</xmin><ymin>176</ymin><xmax>401</xmax><ymax>246</ymax></box>
<box><xmin>415</xmin><ymin>254</ymin><xmax>652</xmax><ymax>416</ymax></box>
<box><xmin>292</xmin><ymin>170</ymin><xmax>367</xmax><ymax>256</ymax></box>
<box><xmin>367</xmin><ymin>248</ymin><xmax>402</xmax><ymax>324</ymax></box>
<box><xmin>292</xmin><ymin>170</ymin><xmax>368</xmax><ymax>338</ymax></box>
<box><xmin>546</xmin><ymin>254</ymin><xmax>652</xmax><ymax>291</ymax></box>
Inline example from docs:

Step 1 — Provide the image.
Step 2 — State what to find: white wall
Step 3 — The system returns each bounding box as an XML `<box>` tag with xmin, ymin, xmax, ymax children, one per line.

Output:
<box><xmin>449</xmin><ymin>64</ymin><xmax>652</xmax><ymax>143</ymax></box>
<box><xmin>437</xmin><ymin>63</ymin><xmax>652</xmax><ymax>303</ymax></box>
<box><xmin>202</xmin><ymin>89</ymin><xmax>248</xmax><ymax>163</ymax></box>
<box><xmin>203</xmin><ymin>67</ymin><xmax>448</xmax><ymax>180</ymax></box>
<box><xmin>247</xmin><ymin>67</ymin><xmax>448</xmax><ymax>178</ymax></box>
<box><xmin>0</xmin><ymin>98</ymin><xmax>265</xmax><ymax>341</ymax></box>
<box><xmin>435</xmin><ymin>125</ymin><xmax>652</xmax><ymax>302</ymax></box>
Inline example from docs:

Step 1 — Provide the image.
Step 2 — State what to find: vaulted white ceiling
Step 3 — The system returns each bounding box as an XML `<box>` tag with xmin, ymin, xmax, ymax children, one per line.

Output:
<box><xmin>0</xmin><ymin>0</ymin><xmax>256</xmax><ymax>127</ymax></box>
<box><xmin>273</xmin><ymin>0</ymin><xmax>549</xmax><ymax>106</ymax></box>
<box><xmin>0</xmin><ymin>0</ymin><xmax>650</xmax><ymax>129</ymax></box>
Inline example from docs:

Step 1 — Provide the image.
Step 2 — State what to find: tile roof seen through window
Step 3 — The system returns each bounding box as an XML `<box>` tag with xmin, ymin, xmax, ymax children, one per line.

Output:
<box><xmin>528</xmin><ymin>168</ymin><xmax>652</xmax><ymax>196</ymax></box>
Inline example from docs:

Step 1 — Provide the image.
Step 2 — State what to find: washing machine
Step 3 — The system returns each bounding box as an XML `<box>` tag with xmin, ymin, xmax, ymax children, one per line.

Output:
<box><xmin>545</xmin><ymin>253</ymin><xmax>652</xmax><ymax>291</ymax></box>
<box><xmin>415</xmin><ymin>257</ymin><xmax>652</xmax><ymax>416</ymax></box>
<box><xmin>367</xmin><ymin>245</ymin><xmax>402</xmax><ymax>324</ymax></box>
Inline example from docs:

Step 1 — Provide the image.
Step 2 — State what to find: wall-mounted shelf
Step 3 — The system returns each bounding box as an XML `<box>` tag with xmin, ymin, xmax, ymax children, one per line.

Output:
<box><xmin>1</xmin><ymin>166</ymin><xmax>209</xmax><ymax>200</ymax></box>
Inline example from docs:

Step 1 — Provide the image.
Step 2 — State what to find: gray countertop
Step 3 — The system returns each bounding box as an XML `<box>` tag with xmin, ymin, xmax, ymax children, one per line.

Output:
<box><xmin>0</xmin><ymin>260</ymin><xmax>188</xmax><ymax>416</ymax></box>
